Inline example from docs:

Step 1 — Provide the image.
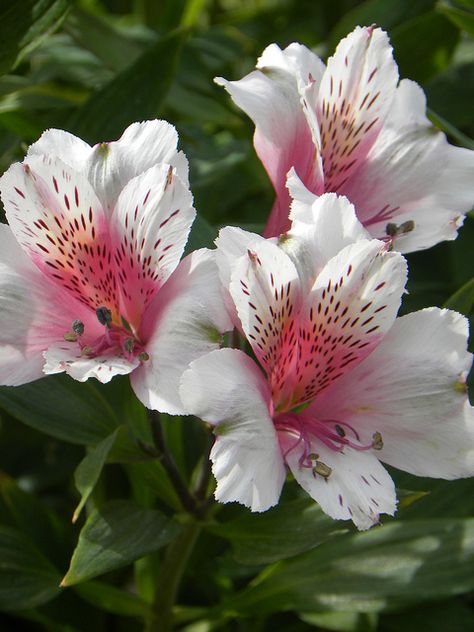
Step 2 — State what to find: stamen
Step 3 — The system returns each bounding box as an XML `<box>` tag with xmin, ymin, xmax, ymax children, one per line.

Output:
<box><xmin>63</xmin><ymin>332</ymin><xmax>78</xmax><ymax>342</ymax></box>
<box><xmin>312</xmin><ymin>460</ymin><xmax>332</xmax><ymax>480</ymax></box>
<box><xmin>96</xmin><ymin>307</ymin><xmax>112</xmax><ymax>328</ymax></box>
<box><xmin>335</xmin><ymin>424</ymin><xmax>346</xmax><ymax>437</ymax></box>
<box><xmin>124</xmin><ymin>338</ymin><xmax>135</xmax><ymax>353</ymax></box>
<box><xmin>138</xmin><ymin>351</ymin><xmax>150</xmax><ymax>362</ymax></box>
<box><xmin>385</xmin><ymin>220</ymin><xmax>415</xmax><ymax>238</ymax></box>
<box><xmin>371</xmin><ymin>431</ymin><xmax>383</xmax><ymax>450</ymax></box>
<box><xmin>81</xmin><ymin>345</ymin><xmax>93</xmax><ymax>355</ymax></box>
<box><xmin>72</xmin><ymin>320</ymin><xmax>84</xmax><ymax>336</ymax></box>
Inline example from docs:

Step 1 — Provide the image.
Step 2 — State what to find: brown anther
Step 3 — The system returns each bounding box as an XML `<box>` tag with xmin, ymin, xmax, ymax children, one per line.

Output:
<box><xmin>372</xmin><ymin>431</ymin><xmax>383</xmax><ymax>450</ymax></box>
<box><xmin>72</xmin><ymin>319</ymin><xmax>84</xmax><ymax>336</ymax></box>
<box><xmin>312</xmin><ymin>461</ymin><xmax>332</xmax><ymax>480</ymax></box>
<box><xmin>138</xmin><ymin>351</ymin><xmax>150</xmax><ymax>362</ymax></box>
<box><xmin>385</xmin><ymin>222</ymin><xmax>399</xmax><ymax>237</ymax></box>
<box><xmin>124</xmin><ymin>338</ymin><xmax>135</xmax><ymax>353</ymax></box>
<box><xmin>81</xmin><ymin>346</ymin><xmax>93</xmax><ymax>356</ymax></box>
<box><xmin>63</xmin><ymin>332</ymin><xmax>78</xmax><ymax>342</ymax></box>
<box><xmin>400</xmin><ymin>220</ymin><xmax>415</xmax><ymax>234</ymax></box>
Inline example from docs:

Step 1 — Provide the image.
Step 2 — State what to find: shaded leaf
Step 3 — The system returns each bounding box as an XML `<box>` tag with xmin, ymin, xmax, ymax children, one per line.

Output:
<box><xmin>62</xmin><ymin>500</ymin><xmax>181</xmax><ymax>585</ymax></box>
<box><xmin>437</xmin><ymin>1</ymin><xmax>474</xmax><ymax>35</ymax></box>
<box><xmin>221</xmin><ymin>518</ymin><xmax>474</xmax><ymax>615</ymax></box>
<box><xmin>0</xmin><ymin>374</ymin><xmax>120</xmax><ymax>445</ymax></box>
<box><xmin>68</xmin><ymin>27</ymin><xmax>188</xmax><ymax>143</ymax></box>
<box><xmin>443</xmin><ymin>276</ymin><xmax>474</xmax><ymax>314</ymax></box>
<box><xmin>0</xmin><ymin>525</ymin><xmax>61</xmax><ymax>611</ymax></box>
<box><xmin>74</xmin><ymin>580</ymin><xmax>151</xmax><ymax>617</ymax></box>
<box><xmin>208</xmin><ymin>497</ymin><xmax>350</xmax><ymax>565</ymax></box>
<box><xmin>0</xmin><ymin>0</ymin><xmax>74</xmax><ymax>76</ymax></box>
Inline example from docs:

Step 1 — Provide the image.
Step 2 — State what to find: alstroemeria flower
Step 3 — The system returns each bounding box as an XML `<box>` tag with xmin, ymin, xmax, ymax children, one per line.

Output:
<box><xmin>181</xmin><ymin>182</ymin><xmax>474</xmax><ymax>529</ymax></box>
<box><xmin>215</xmin><ymin>26</ymin><xmax>474</xmax><ymax>252</ymax></box>
<box><xmin>0</xmin><ymin>121</ymin><xmax>231</xmax><ymax>413</ymax></box>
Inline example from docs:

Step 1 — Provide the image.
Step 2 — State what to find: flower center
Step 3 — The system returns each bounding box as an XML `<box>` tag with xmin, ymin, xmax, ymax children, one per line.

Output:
<box><xmin>275</xmin><ymin>412</ymin><xmax>383</xmax><ymax>480</ymax></box>
<box><xmin>63</xmin><ymin>307</ymin><xmax>149</xmax><ymax>363</ymax></box>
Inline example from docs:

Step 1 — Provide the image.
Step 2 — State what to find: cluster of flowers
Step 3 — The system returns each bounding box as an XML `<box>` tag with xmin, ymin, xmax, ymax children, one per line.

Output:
<box><xmin>1</xmin><ymin>27</ymin><xmax>473</xmax><ymax>530</ymax></box>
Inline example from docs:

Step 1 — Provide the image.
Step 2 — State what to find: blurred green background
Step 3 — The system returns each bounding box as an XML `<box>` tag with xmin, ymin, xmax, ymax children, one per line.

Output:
<box><xmin>0</xmin><ymin>0</ymin><xmax>473</xmax><ymax>630</ymax></box>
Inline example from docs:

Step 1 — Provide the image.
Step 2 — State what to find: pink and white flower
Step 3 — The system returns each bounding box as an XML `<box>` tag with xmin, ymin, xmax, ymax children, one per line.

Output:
<box><xmin>215</xmin><ymin>26</ymin><xmax>474</xmax><ymax>252</ymax></box>
<box><xmin>0</xmin><ymin>121</ymin><xmax>231</xmax><ymax>413</ymax></box>
<box><xmin>180</xmin><ymin>182</ymin><xmax>474</xmax><ymax>529</ymax></box>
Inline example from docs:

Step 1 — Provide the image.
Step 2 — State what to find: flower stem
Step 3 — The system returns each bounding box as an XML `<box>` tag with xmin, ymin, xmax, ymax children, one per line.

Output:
<box><xmin>147</xmin><ymin>409</ymin><xmax>199</xmax><ymax>515</ymax></box>
<box><xmin>146</xmin><ymin>521</ymin><xmax>200</xmax><ymax>632</ymax></box>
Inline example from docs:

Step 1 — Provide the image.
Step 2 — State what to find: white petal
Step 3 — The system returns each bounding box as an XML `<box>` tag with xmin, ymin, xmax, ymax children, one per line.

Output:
<box><xmin>0</xmin><ymin>224</ymin><xmax>97</xmax><ymax>385</ymax></box>
<box><xmin>43</xmin><ymin>342</ymin><xmax>138</xmax><ymax>383</ymax></box>
<box><xmin>215</xmin><ymin>225</ymin><xmax>268</xmax><ymax>328</ymax></box>
<box><xmin>281</xmin><ymin>431</ymin><xmax>396</xmax><ymax>529</ymax></box>
<box><xmin>341</xmin><ymin>79</ymin><xmax>474</xmax><ymax>252</ymax></box>
<box><xmin>27</xmin><ymin>129</ymin><xmax>92</xmax><ymax>169</ymax></box>
<box><xmin>0</xmin><ymin>154</ymin><xmax>120</xmax><ymax>316</ymax></box>
<box><xmin>312</xmin><ymin>308</ymin><xmax>474</xmax><ymax>479</ymax></box>
<box><xmin>85</xmin><ymin>120</ymin><xmax>188</xmax><ymax>215</ymax></box>
<box><xmin>292</xmin><ymin>239</ymin><xmax>407</xmax><ymax>405</ymax></box>
<box><xmin>131</xmin><ymin>249</ymin><xmax>233</xmax><ymax>415</ymax></box>
<box><xmin>229</xmin><ymin>239</ymin><xmax>302</xmax><ymax>403</ymax></box>
<box><xmin>180</xmin><ymin>348</ymin><xmax>286</xmax><ymax>512</ymax></box>
<box><xmin>313</xmin><ymin>26</ymin><xmax>398</xmax><ymax>191</ymax></box>
<box><xmin>110</xmin><ymin>163</ymin><xmax>195</xmax><ymax>330</ymax></box>
<box><xmin>284</xmin><ymin>178</ymin><xmax>370</xmax><ymax>292</ymax></box>
<box><xmin>216</xmin><ymin>43</ymin><xmax>324</xmax><ymax>236</ymax></box>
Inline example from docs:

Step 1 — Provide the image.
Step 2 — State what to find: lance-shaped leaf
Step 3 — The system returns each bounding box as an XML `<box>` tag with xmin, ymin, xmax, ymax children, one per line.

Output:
<box><xmin>219</xmin><ymin>518</ymin><xmax>474</xmax><ymax>615</ymax></box>
<box><xmin>0</xmin><ymin>0</ymin><xmax>74</xmax><ymax>76</ymax></box>
<box><xmin>61</xmin><ymin>500</ymin><xmax>181</xmax><ymax>585</ymax></box>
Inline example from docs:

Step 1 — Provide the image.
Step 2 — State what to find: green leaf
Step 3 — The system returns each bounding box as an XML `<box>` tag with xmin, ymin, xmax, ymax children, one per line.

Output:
<box><xmin>68</xmin><ymin>27</ymin><xmax>188</xmax><ymax>144</ymax></box>
<box><xmin>300</xmin><ymin>611</ymin><xmax>378</xmax><ymax>632</ymax></box>
<box><xmin>390</xmin><ymin>11</ymin><xmax>460</xmax><ymax>84</ymax></box>
<box><xmin>438</xmin><ymin>1</ymin><xmax>474</xmax><ymax>35</ymax></box>
<box><xmin>209</xmin><ymin>497</ymin><xmax>350</xmax><ymax>565</ymax></box>
<box><xmin>74</xmin><ymin>580</ymin><xmax>151</xmax><ymax>617</ymax></box>
<box><xmin>73</xmin><ymin>429</ymin><xmax>119</xmax><ymax>523</ymax></box>
<box><xmin>62</xmin><ymin>500</ymin><xmax>182</xmax><ymax>585</ymax></box>
<box><xmin>184</xmin><ymin>213</ymin><xmax>217</xmax><ymax>254</ymax></box>
<box><xmin>0</xmin><ymin>374</ymin><xmax>120</xmax><ymax>445</ymax></box>
<box><xmin>443</xmin><ymin>276</ymin><xmax>474</xmax><ymax>314</ymax></box>
<box><xmin>221</xmin><ymin>518</ymin><xmax>474</xmax><ymax>615</ymax></box>
<box><xmin>0</xmin><ymin>525</ymin><xmax>61</xmax><ymax>611</ymax></box>
<box><xmin>0</xmin><ymin>0</ymin><xmax>74</xmax><ymax>76</ymax></box>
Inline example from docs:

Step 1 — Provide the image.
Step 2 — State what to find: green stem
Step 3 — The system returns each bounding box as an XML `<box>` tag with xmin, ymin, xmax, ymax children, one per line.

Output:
<box><xmin>146</xmin><ymin>522</ymin><xmax>201</xmax><ymax>632</ymax></box>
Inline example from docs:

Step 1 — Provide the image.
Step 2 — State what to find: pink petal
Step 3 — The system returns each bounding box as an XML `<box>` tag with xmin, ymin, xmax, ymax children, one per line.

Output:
<box><xmin>314</xmin><ymin>26</ymin><xmax>398</xmax><ymax>191</ymax></box>
<box><xmin>110</xmin><ymin>163</ymin><xmax>195</xmax><ymax>330</ymax></box>
<box><xmin>0</xmin><ymin>154</ymin><xmax>121</xmax><ymax>318</ymax></box>
<box><xmin>0</xmin><ymin>224</ymin><xmax>98</xmax><ymax>385</ymax></box>
<box><xmin>216</xmin><ymin>43</ymin><xmax>325</xmax><ymax>237</ymax></box>
<box><xmin>229</xmin><ymin>239</ymin><xmax>303</xmax><ymax>406</ymax></box>
<box><xmin>293</xmin><ymin>239</ymin><xmax>406</xmax><ymax>406</ymax></box>
<box><xmin>131</xmin><ymin>249</ymin><xmax>233</xmax><ymax>415</ymax></box>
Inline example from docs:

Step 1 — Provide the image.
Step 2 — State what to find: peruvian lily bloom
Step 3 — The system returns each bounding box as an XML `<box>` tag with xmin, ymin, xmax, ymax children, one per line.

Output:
<box><xmin>0</xmin><ymin>121</ymin><xmax>231</xmax><ymax>413</ymax></box>
<box><xmin>215</xmin><ymin>26</ymin><xmax>474</xmax><ymax>252</ymax></box>
<box><xmin>180</xmin><ymin>180</ymin><xmax>474</xmax><ymax>529</ymax></box>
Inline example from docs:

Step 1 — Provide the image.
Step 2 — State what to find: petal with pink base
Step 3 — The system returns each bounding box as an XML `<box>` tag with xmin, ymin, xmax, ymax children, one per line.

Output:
<box><xmin>215</xmin><ymin>43</ymin><xmax>324</xmax><ymax>236</ymax></box>
<box><xmin>292</xmin><ymin>239</ymin><xmax>406</xmax><ymax>406</ymax></box>
<box><xmin>229</xmin><ymin>240</ymin><xmax>302</xmax><ymax>406</ymax></box>
<box><xmin>131</xmin><ymin>249</ymin><xmax>233</xmax><ymax>415</ymax></box>
<box><xmin>0</xmin><ymin>224</ymin><xmax>98</xmax><ymax>385</ymax></box>
<box><xmin>280</xmin><ymin>430</ymin><xmax>396</xmax><ymax>529</ymax></box>
<box><xmin>0</xmin><ymin>154</ymin><xmax>120</xmax><ymax>317</ymax></box>
<box><xmin>340</xmin><ymin>80</ymin><xmax>474</xmax><ymax>252</ymax></box>
<box><xmin>110</xmin><ymin>163</ymin><xmax>195</xmax><ymax>330</ymax></box>
<box><xmin>311</xmin><ymin>308</ymin><xmax>474</xmax><ymax>479</ymax></box>
<box><xmin>181</xmin><ymin>348</ymin><xmax>286</xmax><ymax>512</ymax></box>
<box><xmin>313</xmin><ymin>27</ymin><xmax>398</xmax><ymax>191</ymax></box>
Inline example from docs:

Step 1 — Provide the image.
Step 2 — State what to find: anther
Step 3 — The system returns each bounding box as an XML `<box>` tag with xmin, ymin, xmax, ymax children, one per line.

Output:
<box><xmin>81</xmin><ymin>346</ymin><xmax>93</xmax><ymax>356</ymax></box>
<box><xmin>335</xmin><ymin>424</ymin><xmax>346</xmax><ymax>437</ymax></box>
<box><xmin>124</xmin><ymin>338</ymin><xmax>135</xmax><ymax>353</ymax></box>
<box><xmin>72</xmin><ymin>320</ymin><xmax>84</xmax><ymax>336</ymax></box>
<box><xmin>371</xmin><ymin>431</ymin><xmax>383</xmax><ymax>450</ymax></box>
<box><xmin>96</xmin><ymin>307</ymin><xmax>112</xmax><ymax>328</ymax></box>
<box><xmin>63</xmin><ymin>332</ymin><xmax>77</xmax><ymax>342</ymax></box>
<box><xmin>385</xmin><ymin>223</ymin><xmax>398</xmax><ymax>237</ymax></box>
<box><xmin>312</xmin><ymin>461</ymin><xmax>332</xmax><ymax>480</ymax></box>
<box><xmin>400</xmin><ymin>220</ymin><xmax>415</xmax><ymax>234</ymax></box>
<box><xmin>138</xmin><ymin>351</ymin><xmax>150</xmax><ymax>362</ymax></box>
